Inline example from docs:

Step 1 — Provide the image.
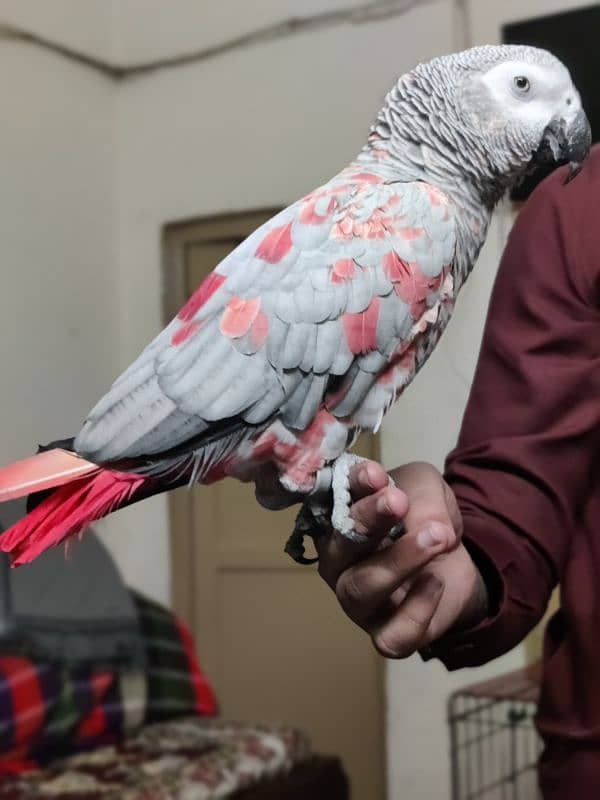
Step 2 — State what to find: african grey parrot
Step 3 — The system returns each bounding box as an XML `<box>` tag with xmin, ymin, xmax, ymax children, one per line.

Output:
<box><xmin>0</xmin><ymin>44</ymin><xmax>591</xmax><ymax>565</ymax></box>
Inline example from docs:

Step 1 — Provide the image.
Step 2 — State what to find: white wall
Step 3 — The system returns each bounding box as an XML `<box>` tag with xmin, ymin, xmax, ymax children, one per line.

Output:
<box><xmin>0</xmin><ymin>21</ymin><xmax>118</xmax><ymax>470</ymax></box>
<box><xmin>111</xmin><ymin>0</ymin><xmax>358</xmax><ymax>63</ymax></box>
<box><xmin>0</xmin><ymin>0</ymin><xmax>112</xmax><ymax>59</ymax></box>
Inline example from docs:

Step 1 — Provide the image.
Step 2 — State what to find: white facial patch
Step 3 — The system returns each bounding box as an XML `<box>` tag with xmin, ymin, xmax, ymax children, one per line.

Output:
<box><xmin>479</xmin><ymin>60</ymin><xmax>580</xmax><ymax>130</ymax></box>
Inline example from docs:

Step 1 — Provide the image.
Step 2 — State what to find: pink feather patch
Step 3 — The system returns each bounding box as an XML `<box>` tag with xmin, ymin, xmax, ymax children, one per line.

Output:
<box><xmin>424</xmin><ymin>184</ymin><xmax>448</xmax><ymax>206</ymax></box>
<box><xmin>178</xmin><ymin>273</ymin><xmax>226</xmax><ymax>322</ymax></box>
<box><xmin>255</xmin><ymin>223</ymin><xmax>293</xmax><ymax>264</ymax></box>
<box><xmin>383</xmin><ymin>251</ymin><xmax>412</xmax><ymax>283</ymax></box>
<box><xmin>250</xmin><ymin>310</ymin><xmax>269</xmax><ymax>347</ymax></box>
<box><xmin>219</xmin><ymin>296</ymin><xmax>261</xmax><ymax>338</ymax></box>
<box><xmin>384</xmin><ymin>251</ymin><xmax>443</xmax><ymax>318</ymax></box>
<box><xmin>399</xmin><ymin>227</ymin><xmax>424</xmax><ymax>240</ymax></box>
<box><xmin>342</xmin><ymin>297</ymin><xmax>381</xmax><ymax>354</ymax></box>
<box><xmin>352</xmin><ymin>172</ymin><xmax>382</xmax><ymax>184</ymax></box>
<box><xmin>331</xmin><ymin>259</ymin><xmax>356</xmax><ymax>283</ymax></box>
<box><xmin>171</xmin><ymin>320</ymin><xmax>202</xmax><ymax>346</ymax></box>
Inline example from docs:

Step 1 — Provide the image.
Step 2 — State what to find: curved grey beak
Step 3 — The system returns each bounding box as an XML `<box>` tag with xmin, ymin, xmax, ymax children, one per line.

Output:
<box><xmin>535</xmin><ymin>109</ymin><xmax>592</xmax><ymax>182</ymax></box>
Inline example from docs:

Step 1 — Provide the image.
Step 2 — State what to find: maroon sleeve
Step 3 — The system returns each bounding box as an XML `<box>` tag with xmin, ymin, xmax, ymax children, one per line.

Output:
<box><xmin>428</xmin><ymin>153</ymin><xmax>600</xmax><ymax>669</ymax></box>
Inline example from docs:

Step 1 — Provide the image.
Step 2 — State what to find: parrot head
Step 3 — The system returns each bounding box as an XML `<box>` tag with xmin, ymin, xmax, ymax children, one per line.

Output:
<box><xmin>462</xmin><ymin>46</ymin><xmax>591</xmax><ymax>182</ymax></box>
<box><xmin>369</xmin><ymin>45</ymin><xmax>591</xmax><ymax>205</ymax></box>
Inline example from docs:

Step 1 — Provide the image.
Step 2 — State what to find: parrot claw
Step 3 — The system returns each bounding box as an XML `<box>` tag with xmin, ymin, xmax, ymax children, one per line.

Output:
<box><xmin>284</xmin><ymin>521</ymin><xmax>319</xmax><ymax>565</ymax></box>
<box><xmin>284</xmin><ymin>501</ymin><xmax>327</xmax><ymax>565</ymax></box>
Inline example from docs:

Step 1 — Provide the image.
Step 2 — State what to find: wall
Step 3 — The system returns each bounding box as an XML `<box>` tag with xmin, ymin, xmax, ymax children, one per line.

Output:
<box><xmin>110</xmin><ymin>0</ymin><xmax>353</xmax><ymax>63</ymax></box>
<box><xmin>0</xmin><ymin>8</ymin><xmax>118</xmax><ymax>478</ymax></box>
<box><xmin>0</xmin><ymin>0</ymin><xmax>112</xmax><ymax>59</ymax></box>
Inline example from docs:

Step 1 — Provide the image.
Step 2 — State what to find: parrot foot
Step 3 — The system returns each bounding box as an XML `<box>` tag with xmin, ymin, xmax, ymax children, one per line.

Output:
<box><xmin>283</xmin><ymin>453</ymin><xmax>405</xmax><ymax>564</ymax></box>
<box><xmin>284</xmin><ymin>453</ymin><xmax>369</xmax><ymax>565</ymax></box>
<box><xmin>329</xmin><ymin>452</ymin><xmax>369</xmax><ymax>543</ymax></box>
<box><xmin>329</xmin><ymin>453</ymin><xmax>403</xmax><ymax>540</ymax></box>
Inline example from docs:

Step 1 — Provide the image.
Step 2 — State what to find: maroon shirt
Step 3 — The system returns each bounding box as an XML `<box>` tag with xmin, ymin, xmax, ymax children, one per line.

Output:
<box><xmin>432</xmin><ymin>147</ymin><xmax>600</xmax><ymax>798</ymax></box>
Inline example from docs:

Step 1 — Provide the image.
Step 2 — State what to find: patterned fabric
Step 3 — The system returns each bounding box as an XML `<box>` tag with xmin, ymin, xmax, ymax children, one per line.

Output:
<box><xmin>0</xmin><ymin>593</ymin><xmax>216</xmax><ymax>773</ymax></box>
<box><xmin>134</xmin><ymin>592</ymin><xmax>217</xmax><ymax>722</ymax></box>
<box><xmin>0</xmin><ymin>717</ymin><xmax>311</xmax><ymax>799</ymax></box>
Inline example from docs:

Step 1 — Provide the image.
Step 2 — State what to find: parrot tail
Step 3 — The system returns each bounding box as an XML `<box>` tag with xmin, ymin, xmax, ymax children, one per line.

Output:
<box><xmin>0</xmin><ymin>449</ymin><xmax>148</xmax><ymax>566</ymax></box>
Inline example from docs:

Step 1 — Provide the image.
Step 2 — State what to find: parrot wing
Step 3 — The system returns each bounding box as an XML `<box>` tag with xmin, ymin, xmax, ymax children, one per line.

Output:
<box><xmin>74</xmin><ymin>174</ymin><xmax>455</xmax><ymax>465</ymax></box>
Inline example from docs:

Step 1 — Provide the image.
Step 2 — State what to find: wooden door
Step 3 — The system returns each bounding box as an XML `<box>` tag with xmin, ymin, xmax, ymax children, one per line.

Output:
<box><xmin>164</xmin><ymin>212</ymin><xmax>386</xmax><ymax>800</ymax></box>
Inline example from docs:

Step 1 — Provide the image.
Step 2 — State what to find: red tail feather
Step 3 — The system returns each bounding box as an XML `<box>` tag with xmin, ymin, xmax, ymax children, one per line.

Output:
<box><xmin>0</xmin><ymin>470</ymin><xmax>148</xmax><ymax>566</ymax></box>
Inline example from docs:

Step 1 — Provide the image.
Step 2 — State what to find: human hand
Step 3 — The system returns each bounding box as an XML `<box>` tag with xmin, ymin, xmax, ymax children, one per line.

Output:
<box><xmin>316</xmin><ymin>460</ymin><xmax>488</xmax><ymax>657</ymax></box>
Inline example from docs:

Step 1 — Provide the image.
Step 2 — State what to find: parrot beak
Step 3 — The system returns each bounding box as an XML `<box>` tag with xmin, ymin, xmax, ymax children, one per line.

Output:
<box><xmin>534</xmin><ymin>108</ymin><xmax>592</xmax><ymax>182</ymax></box>
<box><xmin>564</xmin><ymin>109</ymin><xmax>593</xmax><ymax>181</ymax></box>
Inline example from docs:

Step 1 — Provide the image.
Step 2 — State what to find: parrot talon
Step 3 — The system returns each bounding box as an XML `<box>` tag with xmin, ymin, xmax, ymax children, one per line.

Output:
<box><xmin>283</xmin><ymin>529</ymin><xmax>320</xmax><ymax>565</ymax></box>
<box><xmin>388</xmin><ymin>521</ymin><xmax>405</xmax><ymax>541</ymax></box>
<box><xmin>284</xmin><ymin>501</ymin><xmax>329</xmax><ymax>565</ymax></box>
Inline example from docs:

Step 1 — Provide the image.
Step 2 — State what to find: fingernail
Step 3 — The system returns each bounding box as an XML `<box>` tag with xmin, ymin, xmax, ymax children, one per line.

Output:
<box><xmin>417</xmin><ymin>523</ymin><xmax>450</xmax><ymax>550</ymax></box>
<box><xmin>376</xmin><ymin>495</ymin><xmax>389</xmax><ymax>514</ymax></box>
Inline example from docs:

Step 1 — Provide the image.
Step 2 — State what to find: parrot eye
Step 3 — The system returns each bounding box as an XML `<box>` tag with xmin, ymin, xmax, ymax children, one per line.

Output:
<box><xmin>513</xmin><ymin>75</ymin><xmax>530</xmax><ymax>94</ymax></box>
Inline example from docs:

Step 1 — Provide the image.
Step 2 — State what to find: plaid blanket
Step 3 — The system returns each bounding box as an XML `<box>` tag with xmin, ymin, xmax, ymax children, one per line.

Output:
<box><xmin>0</xmin><ymin>593</ymin><xmax>217</xmax><ymax>773</ymax></box>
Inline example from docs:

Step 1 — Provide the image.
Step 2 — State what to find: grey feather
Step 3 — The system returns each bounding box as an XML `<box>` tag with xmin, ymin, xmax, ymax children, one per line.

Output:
<box><xmin>244</xmin><ymin>382</ymin><xmax>287</xmax><ymax>424</ymax></box>
<box><xmin>282</xmin><ymin>373</ymin><xmax>328</xmax><ymax>430</ymax></box>
<box><xmin>330</xmin><ymin>341</ymin><xmax>355</xmax><ymax>376</ymax></box>
<box><xmin>129</xmin><ymin>410</ymin><xmax>209</xmax><ymax>456</ymax></box>
<box><xmin>281</xmin><ymin>322</ymin><xmax>311</xmax><ymax>369</ymax></box>
<box><xmin>299</xmin><ymin>325</ymin><xmax>318</xmax><ymax>372</ymax></box>
<box><xmin>265</xmin><ymin>315</ymin><xmax>288</xmax><ymax>366</ymax></box>
<box><xmin>313</xmin><ymin>320</ymin><xmax>343</xmax><ymax>374</ymax></box>
<box><xmin>329</xmin><ymin>367</ymin><xmax>377</xmax><ymax>417</ymax></box>
<box><xmin>358</xmin><ymin>350</ymin><xmax>388</xmax><ymax>374</ymax></box>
